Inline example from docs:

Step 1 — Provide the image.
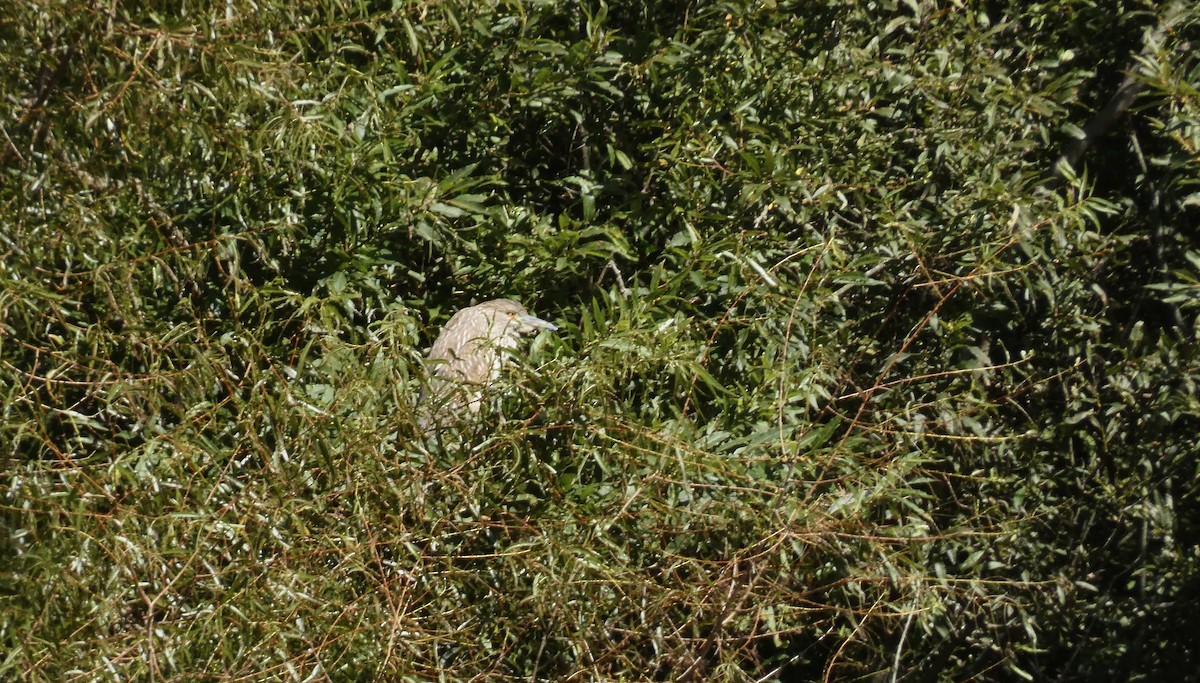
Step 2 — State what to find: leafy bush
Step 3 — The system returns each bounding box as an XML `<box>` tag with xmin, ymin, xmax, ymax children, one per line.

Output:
<box><xmin>2</xmin><ymin>0</ymin><xmax>1197</xmax><ymax>680</ymax></box>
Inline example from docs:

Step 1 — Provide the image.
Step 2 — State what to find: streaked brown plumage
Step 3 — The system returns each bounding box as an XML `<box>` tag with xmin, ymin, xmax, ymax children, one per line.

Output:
<box><xmin>419</xmin><ymin>298</ymin><xmax>557</xmax><ymax>434</ymax></box>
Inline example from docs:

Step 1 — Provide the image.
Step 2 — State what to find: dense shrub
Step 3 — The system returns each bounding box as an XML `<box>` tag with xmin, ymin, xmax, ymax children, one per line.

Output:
<box><xmin>2</xmin><ymin>0</ymin><xmax>1197</xmax><ymax>680</ymax></box>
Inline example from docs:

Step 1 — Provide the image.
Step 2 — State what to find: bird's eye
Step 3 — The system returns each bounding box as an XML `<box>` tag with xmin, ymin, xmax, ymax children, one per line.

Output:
<box><xmin>507</xmin><ymin>311</ymin><xmax>517</xmax><ymax>318</ymax></box>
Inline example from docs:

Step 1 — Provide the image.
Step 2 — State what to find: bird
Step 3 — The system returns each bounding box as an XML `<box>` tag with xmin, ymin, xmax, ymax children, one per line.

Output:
<box><xmin>418</xmin><ymin>298</ymin><xmax>558</xmax><ymax>434</ymax></box>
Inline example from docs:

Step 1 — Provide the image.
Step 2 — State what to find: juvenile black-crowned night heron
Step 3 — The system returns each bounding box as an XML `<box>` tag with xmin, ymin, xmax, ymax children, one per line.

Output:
<box><xmin>419</xmin><ymin>298</ymin><xmax>558</xmax><ymax>434</ymax></box>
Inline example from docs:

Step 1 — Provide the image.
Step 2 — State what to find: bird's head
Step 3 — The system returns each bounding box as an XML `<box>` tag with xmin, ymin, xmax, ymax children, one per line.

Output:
<box><xmin>482</xmin><ymin>298</ymin><xmax>559</xmax><ymax>336</ymax></box>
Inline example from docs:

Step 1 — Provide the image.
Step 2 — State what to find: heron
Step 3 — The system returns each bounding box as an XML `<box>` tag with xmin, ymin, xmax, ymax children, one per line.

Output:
<box><xmin>418</xmin><ymin>298</ymin><xmax>558</xmax><ymax>434</ymax></box>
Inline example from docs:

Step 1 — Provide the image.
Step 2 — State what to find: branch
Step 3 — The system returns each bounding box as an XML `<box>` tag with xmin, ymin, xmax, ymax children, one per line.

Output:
<box><xmin>1046</xmin><ymin>1</ymin><xmax>1189</xmax><ymax>187</ymax></box>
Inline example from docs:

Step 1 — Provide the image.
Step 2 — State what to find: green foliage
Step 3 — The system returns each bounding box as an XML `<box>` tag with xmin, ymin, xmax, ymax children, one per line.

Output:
<box><xmin>2</xmin><ymin>0</ymin><xmax>1198</xmax><ymax>680</ymax></box>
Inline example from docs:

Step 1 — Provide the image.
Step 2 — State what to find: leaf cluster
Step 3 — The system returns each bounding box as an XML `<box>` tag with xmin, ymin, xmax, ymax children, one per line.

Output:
<box><xmin>2</xmin><ymin>1</ymin><xmax>1198</xmax><ymax>681</ymax></box>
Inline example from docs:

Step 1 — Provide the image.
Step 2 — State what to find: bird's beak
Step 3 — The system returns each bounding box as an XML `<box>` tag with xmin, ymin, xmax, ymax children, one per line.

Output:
<box><xmin>520</xmin><ymin>314</ymin><xmax>558</xmax><ymax>331</ymax></box>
